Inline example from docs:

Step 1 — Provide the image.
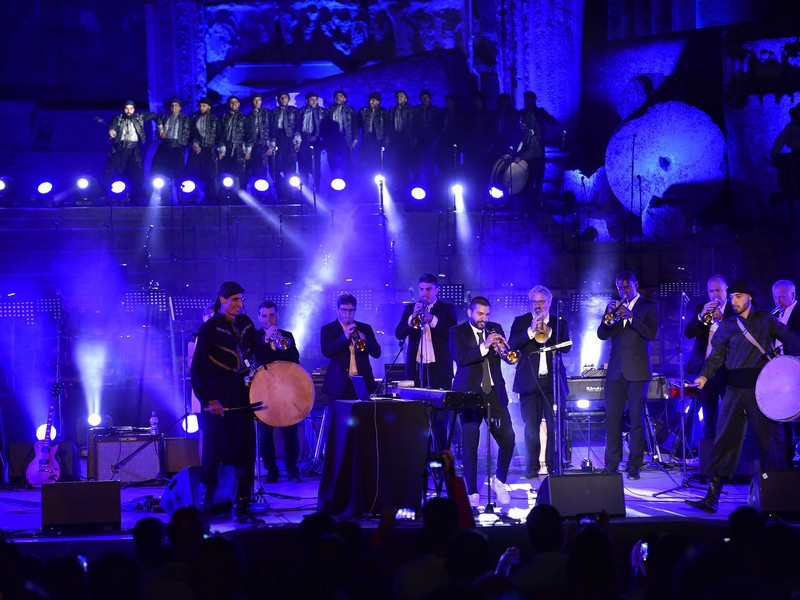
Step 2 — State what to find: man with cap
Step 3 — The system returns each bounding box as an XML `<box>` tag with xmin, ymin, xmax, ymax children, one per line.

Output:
<box><xmin>188</xmin><ymin>97</ymin><xmax>219</xmax><ymax>202</ymax></box>
<box><xmin>268</xmin><ymin>92</ymin><xmax>299</xmax><ymax>199</ymax></box>
<box><xmin>245</xmin><ymin>93</ymin><xmax>270</xmax><ymax>182</ymax></box>
<box><xmin>687</xmin><ymin>278</ymin><xmax>800</xmax><ymax>513</ymax></box>
<box><xmin>217</xmin><ymin>96</ymin><xmax>251</xmax><ymax>186</ymax></box>
<box><xmin>387</xmin><ymin>90</ymin><xmax>415</xmax><ymax>195</ymax></box>
<box><xmin>321</xmin><ymin>90</ymin><xmax>358</xmax><ymax>180</ymax></box>
<box><xmin>357</xmin><ymin>92</ymin><xmax>388</xmax><ymax>179</ymax></box>
<box><xmin>151</xmin><ymin>98</ymin><xmax>190</xmax><ymax>183</ymax></box>
<box><xmin>297</xmin><ymin>92</ymin><xmax>324</xmax><ymax>191</ymax></box>
<box><xmin>191</xmin><ymin>281</ymin><xmax>263</xmax><ymax>525</ymax></box>
<box><xmin>413</xmin><ymin>90</ymin><xmax>441</xmax><ymax>190</ymax></box>
<box><xmin>104</xmin><ymin>99</ymin><xmax>157</xmax><ymax>202</ymax></box>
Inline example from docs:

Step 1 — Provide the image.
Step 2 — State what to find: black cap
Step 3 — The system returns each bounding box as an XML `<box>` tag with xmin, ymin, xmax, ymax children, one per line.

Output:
<box><xmin>334</xmin><ymin>90</ymin><xmax>347</xmax><ymax>99</ymax></box>
<box><xmin>217</xmin><ymin>281</ymin><xmax>245</xmax><ymax>298</ymax></box>
<box><xmin>368</xmin><ymin>92</ymin><xmax>381</xmax><ymax>101</ymax></box>
<box><xmin>276</xmin><ymin>91</ymin><xmax>290</xmax><ymax>99</ymax></box>
<box><xmin>123</xmin><ymin>99</ymin><xmax>136</xmax><ymax>108</ymax></box>
<box><xmin>729</xmin><ymin>278</ymin><xmax>754</xmax><ymax>296</ymax></box>
<box><xmin>305</xmin><ymin>91</ymin><xmax>319</xmax><ymax>100</ymax></box>
<box><xmin>199</xmin><ymin>97</ymin><xmax>213</xmax><ymax>106</ymax></box>
<box><xmin>419</xmin><ymin>90</ymin><xmax>432</xmax><ymax>98</ymax></box>
<box><xmin>168</xmin><ymin>98</ymin><xmax>182</xmax><ymax>106</ymax></box>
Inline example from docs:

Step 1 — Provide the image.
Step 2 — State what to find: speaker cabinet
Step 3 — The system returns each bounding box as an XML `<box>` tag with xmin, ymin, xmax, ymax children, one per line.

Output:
<box><xmin>88</xmin><ymin>429</ymin><xmax>163</xmax><ymax>482</ymax></box>
<box><xmin>159</xmin><ymin>466</ymin><xmax>236</xmax><ymax>515</ymax></box>
<box><xmin>163</xmin><ymin>437</ymin><xmax>200</xmax><ymax>475</ymax></box>
<box><xmin>535</xmin><ymin>473</ymin><xmax>626</xmax><ymax>519</ymax></box>
<box><xmin>748</xmin><ymin>471</ymin><xmax>800</xmax><ymax>519</ymax></box>
<box><xmin>7</xmin><ymin>441</ymin><xmax>81</xmax><ymax>484</ymax></box>
<box><xmin>42</xmin><ymin>481</ymin><xmax>121</xmax><ymax>534</ymax></box>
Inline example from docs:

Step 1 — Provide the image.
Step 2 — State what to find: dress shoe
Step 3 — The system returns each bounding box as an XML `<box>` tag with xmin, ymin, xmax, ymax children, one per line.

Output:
<box><xmin>685</xmin><ymin>475</ymin><xmax>722</xmax><ymax>513</ymax></box>
<box><xmin>626</xmin><ymin>468</ymin><xmax>641</xmax><ymax>480</ymax></box>
<box><xmin>468</xmin><ymin>493</ymin><xmax>480</xmax><ymax>508</ymax></box>
<box><xmin>492</xmin><ymin>475</ymin><xmax>511</xmax><ymax>505</ymax></box>
<box><xmin>600</xmin><ymin>467</ymin><xmax>618</xmax><ymax>474</ymax></box>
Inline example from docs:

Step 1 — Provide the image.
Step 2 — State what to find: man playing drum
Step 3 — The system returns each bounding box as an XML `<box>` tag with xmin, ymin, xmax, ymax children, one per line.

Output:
<box><xmin>253</xmin><ymin>300</ymin><xmax>302</xmax><ymax>483</ymax></box>
<box><xmin>687</xmin><ymin>278</ymin><xmax>800</xmax><ymax>513</ymax></box>
<box><xmin>191</xmin><ymin>281</ymin><xmax>263</xmax><ymax>525</ymax></box>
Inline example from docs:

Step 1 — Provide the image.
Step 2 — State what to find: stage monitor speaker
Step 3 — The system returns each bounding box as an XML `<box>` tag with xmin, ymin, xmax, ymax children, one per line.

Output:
<box><xmin>7</xmin><ymin>441</ymin><xmax>81</xmax><ymax>484</ymax></box>
<box><xmin>535</xmin><ymin>473</ymin><xmax>626</xmax><ymax>519</ymax></box>
<box><xmin>88</xmin><ymin>429</ymin><xmax>163</xmax><ymax>482</ymax></box>
<box><xmin>163</xmin><ymin>437</ymin><xmax>200</xmax><ymax>475</ymax></box>
<box><xmin>159</xmin><ymin>465</ymin><xmax>236</xmax><ymax>515</ymax></box>
<box><xmin>748</xmin><ymin>471</ymin><xmax>800</xmax><ymax>519</ymax></box>
<box><xmin>42</xmin><ymin>481</ymin><xmax>121</xmax><ymax>534</ymax></box>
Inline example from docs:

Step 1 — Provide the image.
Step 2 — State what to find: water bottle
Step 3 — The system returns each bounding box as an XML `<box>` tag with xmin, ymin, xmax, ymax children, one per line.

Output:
<box><xmin>149</xmin><ymin>411</ymin><xmax>159</xmax><ymax>435</ymax></box>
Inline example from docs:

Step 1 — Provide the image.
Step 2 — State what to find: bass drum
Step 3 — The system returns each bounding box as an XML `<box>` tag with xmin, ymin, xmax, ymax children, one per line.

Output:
<box><xmin>249</xmin><ymin>361</ymin><xmax>315</xmax><ymax>427</ymax></box>
<box><xmin>755</xmin><ymin>355</ymin><xmax>800</xmax><ymax>422</ymax></box>
<box><xmin>490</xmin><ymin>158</ymin><xmax>528</xmax><ymax>196</ymax></box>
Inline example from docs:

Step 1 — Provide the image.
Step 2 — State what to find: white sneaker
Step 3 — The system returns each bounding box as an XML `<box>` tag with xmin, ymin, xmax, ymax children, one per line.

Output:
<box><xmin>492</xmin><ymin>476</ymin><xmax>511</xmax><ymax>505</ymax></box>
<box><xmin>468</xmin><ymin>493</ymin><xmax>480</xmax><ymax>508</ymax></box>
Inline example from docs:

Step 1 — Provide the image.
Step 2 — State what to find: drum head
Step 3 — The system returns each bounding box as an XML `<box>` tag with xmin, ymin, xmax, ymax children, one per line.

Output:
<box><xmin>249</xmin><ymin>361</ymin><xmax>315</xmax><ymax>427</ymax></box>
<box><xmin>755</xmin><ymin>355</ymin><xmax>800</xmax><ymax>422</ymax></box>
<box><xmin>490</xmin><ymin>158</ymin><xmax>529</xmax><ymax>195</ymax></box>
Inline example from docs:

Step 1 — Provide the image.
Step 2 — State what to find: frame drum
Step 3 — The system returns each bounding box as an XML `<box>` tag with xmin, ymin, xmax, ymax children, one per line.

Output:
<box><xmin>755</xmin><ymin>355</ymin><xmax>800</xmax><ymax>422</ymax></box>
<box><xmin>490</xmin><ymin>158</ymin><xmax>528</xmax><ymax>195</ymax></box>
<box><xmin>249</xmin><ymin>361</ymin><xmax>314</xmax><ymax>427</ymax></box>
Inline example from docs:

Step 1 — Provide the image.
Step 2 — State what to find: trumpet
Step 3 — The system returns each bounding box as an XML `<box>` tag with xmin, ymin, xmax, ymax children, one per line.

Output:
<box><xmin>348</xmin><ymin>322</ymin><xmax>366</xmax><ymax>351</ymax></box>
<box><xmin>702</xmin><ymin>301</ymin><xmax>720</xmax><ymax>325</ymax></box>
<box><xmin>772</xmin><ymin>306</ymin><xmax>784</xmax><ymax>318</ymax></box>
<box><xmin>411</xmin><ymin>299</ymin><xmax>429</xmax><ymax>329</ymax></box>
<box><xmin>532</xmin><ymin>310</ymin><xmax>551</xmax><ymax>343</ymax></box>
<box><xmin>267</xmin><ymin>329</ymin><xmax>291</xmax><ymax>350</ymax></box>
<box><xmin>603</xmin><ymin>299</ymin><xmax>628</xmax><ymax>326</ymax></box>
<box><xmin>487</xmin><ymin>328</ymin><xmax>520</xmax><ymax>364</ymax></box>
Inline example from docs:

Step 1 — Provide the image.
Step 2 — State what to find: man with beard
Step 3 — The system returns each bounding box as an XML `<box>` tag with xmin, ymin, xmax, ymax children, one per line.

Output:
<box><xmin>217</xmin><ymin>96</ymin><xmax>251</xmax><ymax>185</ymax></box>
<box><xmin>245</xmin><ymin>93</ymin><xmax>270</xmax><ymax>182</ymax></box>
<box><xmin>358</xmin><ymin>92</ymin><xmax>388</xmax><ymax>180</ymax></box>
<box><xmin>297</xmin><ymin>92</ymin><xmax>324</xmax><ymax>191</ymax></box>
<box><xmin>104</xmin><ymin>99</ymin><xmax>157</xmax><ymax>202</ymax></box>
<box><xmin>269</xmin><ymin>92</ymin><xmax>299</xmax><ymax>199</ymax></box>
<box><xmin>152</xmin><ymin>99</ymin><xmax>190</xmax><ymax>183</ymax></box>
<box><xmin>187</xmin><ymin>98</ymin><xmax>219</xmax><ymax>202</ymax></box>
<box><xmin>321</xmin><ymin>90</ymin><xmax>358</xmax><ymax>182</ymax></box>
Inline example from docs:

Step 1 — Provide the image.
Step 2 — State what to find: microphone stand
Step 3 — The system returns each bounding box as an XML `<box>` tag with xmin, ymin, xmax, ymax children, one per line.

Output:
<box><xmin>376</xmin><ymin>339</ymin><xmax>405</xmax><ymax>397</ymax></box>
<box><xmin>654</xmin><ymin>292</ymin><xmax>705</xmax><ymax>497</ymax></box>
<box><xmin>553</xmin><ymin>301</ymin><xmax>565</xmax><ymax>475</ymax></box>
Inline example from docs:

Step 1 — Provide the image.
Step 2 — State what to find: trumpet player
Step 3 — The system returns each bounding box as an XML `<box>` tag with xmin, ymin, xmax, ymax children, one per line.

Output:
<box><xmin>597</xmin><ymin>271</ymin><xmax>659</xmax><ymax>481</ymax></box>
<box><xmin>449</xmin><ymin>296</ymin><xmax>516</xmax><ymax>507</ymax></box>
<box><xmin>254</xmin><ymin>301</ymin><xmax>301</xmax><ymax>483</ymax></box>
<box><xmin>509</xmin><ymin>286</ymin><xmax>571</xmax><ymax>479</ymax></box>
<box><xmin>320</xmin><ymin>293</ymin><xmax>381</xmax><ymax>402</ymax></box>
<box><xmin>685</xmin><ymin>275</ymin><xmax>732</xmax><ymax>440</ymax></box>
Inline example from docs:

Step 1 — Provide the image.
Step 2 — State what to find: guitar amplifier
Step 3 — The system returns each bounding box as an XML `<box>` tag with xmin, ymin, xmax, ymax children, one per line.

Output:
<box><xmin>566</xmin><ymin>375</ymin><xmax>667</xmax><ymax>401</ymax></box>
<box><xmin>88</xmin><ymin>428</ymin><xmax>163</xmax><ymax>482</ymax></box>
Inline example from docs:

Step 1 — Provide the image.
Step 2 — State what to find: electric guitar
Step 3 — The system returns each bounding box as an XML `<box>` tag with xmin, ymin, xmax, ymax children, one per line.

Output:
<box><xmin>26</xmin><ymin>383</ymin><xmax>61</xmax><ymax>488</ymax></box>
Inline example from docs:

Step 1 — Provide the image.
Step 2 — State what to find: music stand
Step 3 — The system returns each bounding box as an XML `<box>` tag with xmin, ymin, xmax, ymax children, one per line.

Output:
<box><xmin>653</xmin><ymin>292</ymin><xmax>705</xmax><ymax>497</ymax></box>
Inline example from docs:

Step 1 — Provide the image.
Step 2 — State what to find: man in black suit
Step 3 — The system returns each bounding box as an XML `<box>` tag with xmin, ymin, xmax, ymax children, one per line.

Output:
<box><xmin>685</xmin><ymin>274</ymin><xmax>733</xmax><ymax>440</ymax></box>
<box><xmin>449</xmin><ymin>296</ymin><xmax>516</xmax><ymax>507</ymax></box>
<box><xmin>253</xmin><ymin>300</ymin><xmax>302</xmax><ymax>483</ymax></box>
<box><xmin>320</xmin><ymin>293</ymin><xmax>381</xmax><ymax>401</ymax></box>
<box><xmin>597</xmin><ymin>271</ymin><xmax>659</xmax><ymax>480</ymax></box>
<box><xmin>772</xmin><ymin>279</ymin><xmax>799</xmax><ymax>465</ymax></box>
<box><xmin>508</xmin><ymin>286</ymin><xmax>571</xmax><ymax>479</ymax></box>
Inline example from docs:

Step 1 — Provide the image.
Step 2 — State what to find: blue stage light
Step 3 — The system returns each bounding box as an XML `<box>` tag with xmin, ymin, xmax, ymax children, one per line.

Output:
<box><xmin>37</xmin><ymin>182</ymin><xmax>54</xmax><ymax>195</ymax></box>
<box><xmin>180</xmin><ymin>180</ymin><xmax>196</xmax><ymax>194</ymax></box>
<box><xmin>411</xmin><ymin>187</ymin><xmax>427</xmax><ymax>201</ymax></box>
<box><xmin>110</xmin><ymin>180</ymin><xmax>127</xmax><ymax>195</ymax></box>
<box><xmin>489</xmin><ymin>186</ymin><xmax>504</xmax><ymax>199</ymax></box>
<box><xmin>331</xmin><ymin>178</ymin><xmax>346</xmax><ymax>191</ymax></box>
<box><xmin>152</xmin><ymin>177</ymin><xmax>166</xmax><ymax>190</ymax></box>
<box><xmin>289</xmin><ymin>175</ymin><xmax>301</xmax><ymax>188</ymax></box>
<box><xmin>253</xmin><ymin>178</ymin><xmax>269</xmax><ymax>192</ymax></box>
<box><xmin>221</xmin><ymin>176</ymin><xmax>235</xmax><ymax>189</ymax></box>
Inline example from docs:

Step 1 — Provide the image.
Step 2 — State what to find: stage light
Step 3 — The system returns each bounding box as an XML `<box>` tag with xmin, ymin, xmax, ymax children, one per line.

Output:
<box><xmin>180</xmin><ymin>179</ymin><xmax>196</xmax><ymax>193</ymax></box>
<box><xmin>74</xmin><ymin>176</ymin><xmax>100</xmax><ymax>205</ymax></box>
<box><xmin>182</xmin><ymin>414</ymin><xmax>200</xmax><ymax>434</ymax></box>
<box><xmin>152</xmin><ymin>176</ymin><xmax>166</xmax><ymax>190</ymax></box>
<box><xmin>411</xmin><ymin>187</ymin><xmax>427</xmax><ymax>201</ymax></box>
<box><xmin>289</xmin><ymin>175</ymin><xmax>301</xmax><ymax>188</ymax></box>
<box><xmin>221</xmin><ymin>175</ymin><xmax>235</xmax><ymax>189</ymax></box>
<box><xmin>37</xmin><ymin>181</ymin><xmax>54</xmax><ymax>195</ymax></box>
<box><xmin>36</xmin><ymin>423</ymin><xmax>57</xmax><ymax>441</ymax></box>
<box><xmin>576</xmin><ymin>400</ymin><xmax>591</xmax><ymax>409</ymax></box>
<box><xmin>110</xmin><ymin>180</ymin><xmax>127</xmax><ymax>195</ymax></box>
<box><xmin>331</xmin><ymin>178</ymin><xmax>346</xmax><ymax>191</ymax></box>
<box><xmin>489</xmin><ymin>186</ymin><xmax>504</xmax><ymax>199</ymax></box>
<box><xmin>374</xmin><ymin>174</ymin><xmax>385</xmax><ymax>186</ymax></box>
<box><xmin>88</xmin><ymin>413</ymin><xmax>102</xmax><ymax>427</ymax></box>
<box><xmin>451</xmin><ymin>183</ymin><xmax>463</xmax><ymax>195</ymax></box>
<box><xmin>253</xmin><ymin>178</ymin><xmax>269</xmax><ymax>192</ymax></box>
<box><xmin>0</xmin><ymin>176</ymin><xmax>14</xmax><ymax>206</ymax></box>
<box><xmin>76</xmin><ymin>177</ymin><xmax>90</xmax><ymax>190</ymax></box>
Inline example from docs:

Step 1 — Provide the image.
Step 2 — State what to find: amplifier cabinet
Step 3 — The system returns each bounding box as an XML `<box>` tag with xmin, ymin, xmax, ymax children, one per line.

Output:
<box><xmin>88</xmin><ymin>428</ymin><xmax>163</xmax><ymax>482</ymax></box>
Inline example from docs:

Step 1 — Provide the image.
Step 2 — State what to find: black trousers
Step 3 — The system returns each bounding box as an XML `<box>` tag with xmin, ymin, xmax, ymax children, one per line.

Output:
<box><xmin>696</xmin><ymin>371</ymin><xmax>726</xmax><ymax>440</ymax></box>
<box><xmin>520</xmin><ymin>385</ymin><xmax>555</xmax><ymax>472</ymax></box>
<box><xmin>199</xmin><ymin>403</ymin><xmax>255</xmax><ymax>502</ymax></box>
<box><xmin>709</xmin><ymin>385</ymin><xmax>787</xmax><ymax>478</ymax></box>
<box><xmin>604</xmin><ymin>377</ymin><xmax>647</xmax><ymax>471</ymax></box>
<box><xmin>104</xmin><ymin>143</ymin><xmax>144</xmax><ymax>193</ymax></box>
<box><xmin>259</xmin><ymin>421</ymin><xmax>300</xmax><ymax>477</ymax></box>
<box><xmin>459</xmin><ymin>388</ymin><xmax>516</xmax><ymax>494</ymax></box>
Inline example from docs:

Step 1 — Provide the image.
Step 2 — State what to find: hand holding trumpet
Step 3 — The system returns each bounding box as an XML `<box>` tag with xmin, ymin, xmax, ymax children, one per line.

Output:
<box><xmin>701</xmin><ymin>300</ymin><xmax>722</xmax><ymax>325</ymax></box>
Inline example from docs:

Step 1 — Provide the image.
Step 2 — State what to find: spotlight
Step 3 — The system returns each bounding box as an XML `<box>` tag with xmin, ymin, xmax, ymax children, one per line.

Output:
<box><xmin>110</xmin><ymin>180</ymin><xmax>127</xmax><ymax>195</ymax></box>
<box><xmin>36</xmin><ymin>423</ymin><xmax>57</xmax><ymax>441</ymax></box>
<box><xmin>37</xmin><ymin>181</ymin><xmax>54</xmax><ymax>195</ymax></box>
<box><xmin>87</xmin><ymin>413</ymin><xmax>102</xmax><ymax>427</ymax></box>
<box><xmin>182</xmin><ymin>414</ymin><xmax>200</xmax><ymax>434</ymax></box>
<box><xmin>0</xmin><ymin>179</ymin><xmax>5</xmax><ymax>192</ymax></box>
<box><xmin>489</xmin><ymin>186</ymin><xmax>504</xmax><ymax>199</ymax></box>
<box><xmin>221</xmin><ymin>175</ymin><xmax>235</xmax><ymax>189</ymax></box>
<box><xmin>179</xmin><ymin>179</ymin><xmax>199</xmax><ymax>204</ymax></box>
<box><xmin>289</xmin><ymin>175</ymin><xmax>301</xmax><ymax>188</ymax></box>
<box><xmin>410</xmin><ymin>187</ymin><xmax>427</xmax><ymax>201</ymax></box>
<box><xmin>76</xmin><ymin>177</ymin><xmax>90</xmax><ymax>190</ymax></box>
<box><xmin>152</xmin><ymin>176</ymin><xmax>166</xmax><ymax>190</ymax></box>
<box><xmin>0</xmin><ymin>176</ymin><xmax>14</xmax><ymax>206</ymax></box>
<box><xmin>253</xmin><ymin>178</ymin><xmax>269</xmax><ymax>192</ymax></box>
<box><xmin>73</xmin><ymin>176</ymin><xmax>99</xmax><ymax>206</ymax></box>
<box><xmin>331</xmin><ymin>178</ymin><xmax>346</xmax><ymax>191</ymax></box>
<box><xmin>451</xmin><ymin>183</ymin><xmax>463</xmax><ymax>195</ymax></box>
<box><xmin>374</xmin><ymin>174</ymin><xmax>385</xmax><ymax>186</ymax></box>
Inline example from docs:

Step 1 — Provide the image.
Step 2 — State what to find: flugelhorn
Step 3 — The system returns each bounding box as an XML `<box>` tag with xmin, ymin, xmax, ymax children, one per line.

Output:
<box><xmin>532</xmin><ymin>310</ymin><xmax>551</xmax><ymax>343</ymax></box>
<box><xmin>411</xmin><ymin>299</ymin><xmax>428</xmax><ymax>329</ymax></box>
<box><xmin>702</xmin><ymin>301</ymin><xmax>720</xmax><ymax>325</ymax></box>
<box><xmin>268</xmin><ymin>329</ymin><xmax>291</xmax><ymax>350</ymax></box>
<box><xmin>487</xmin><ymin>328</ymin><xmax>520</xmax><ymax>364</ymax></box>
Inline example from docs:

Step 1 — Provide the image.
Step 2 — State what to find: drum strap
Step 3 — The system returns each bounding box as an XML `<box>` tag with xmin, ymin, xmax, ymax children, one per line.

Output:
<box><xmin>735</xmin><ymin>318</ymin><xmax>771</xmax><ymax>359</ymax></box>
